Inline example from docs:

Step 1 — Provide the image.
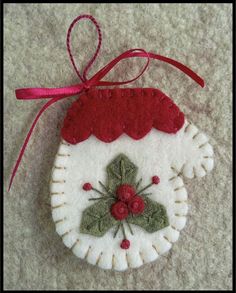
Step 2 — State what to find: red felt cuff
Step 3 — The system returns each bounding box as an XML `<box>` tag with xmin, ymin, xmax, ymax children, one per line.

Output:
<box><xmin>61</xmin><ymin>88</ymin><xmax>185</xmax><ymax>144</ymax></box>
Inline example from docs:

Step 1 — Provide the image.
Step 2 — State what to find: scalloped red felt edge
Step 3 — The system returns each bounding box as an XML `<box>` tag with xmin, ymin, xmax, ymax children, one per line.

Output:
<box><xmin>61</xmin><ymin>88</ymin><xmax>185</xmax><ymax>144</ymax></box>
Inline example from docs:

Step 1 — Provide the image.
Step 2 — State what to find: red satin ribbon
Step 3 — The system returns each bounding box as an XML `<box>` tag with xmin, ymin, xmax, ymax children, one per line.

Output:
<box><xmin>8</xmin><ymin>15</ymin><xmax>205</xmax><ymax>191</ymax></box>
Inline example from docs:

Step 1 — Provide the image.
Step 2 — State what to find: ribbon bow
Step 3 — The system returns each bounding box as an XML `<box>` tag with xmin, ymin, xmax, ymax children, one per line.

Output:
<box><xmin>8</xmin><ymin>14</ymin><xmax>205</xmax><ymax>191</ymax></box>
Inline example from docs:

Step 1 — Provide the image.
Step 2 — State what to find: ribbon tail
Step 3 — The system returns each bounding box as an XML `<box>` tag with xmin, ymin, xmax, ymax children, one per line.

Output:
<box><xmin>148</xmin><ymin>52</ymin><xmax>205</xmax><ymax>88</ymax></box>
<box><xmin>127</xmin><ymin>52</ymin><xmax>205</xmax><ymax>88</ymax></box>
<box><xmin>15</xmin><ymin>83</ymin><xmax>85</xmax><ymax>100</ymax></box>
<box><xmin>8</xmin><ymin>96</ymin><xmax>63</xmax><ymax>191</ymax></box>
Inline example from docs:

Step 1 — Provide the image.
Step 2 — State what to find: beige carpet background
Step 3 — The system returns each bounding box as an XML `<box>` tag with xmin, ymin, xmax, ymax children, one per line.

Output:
<box><xmin>4</xmin><ymin>3</ymin><xmax>232</xmax><ymax>290</ymax></box>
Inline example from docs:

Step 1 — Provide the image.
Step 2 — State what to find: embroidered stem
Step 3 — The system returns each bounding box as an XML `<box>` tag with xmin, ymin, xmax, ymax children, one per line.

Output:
<box><xmin>113</xmin><ymin>223</ymin><xmax>121</xmax><ymax>238</ymax></box>
<box><xmin>136</xmin><ymin>178</ymin><xmax>142</xmax><ymax>190</ymax></box>
<box><xmin>141</xmin><ymin>192</ymin><xmax>152</xmax><ymax>197</ymax></box>
<box><xmin>98</xmin><ymin>181</ymin><xmax>116</xmax><ymax>198</ymax></box>
<box><xmin>89</xmin><ymin>196</ymin><xmax>112</xmax><ymax>201</ymax></box>
<box><xmin>126</xmin><ymin>219</ymin><xmax>134</xmax><ymax>235</ymax></box>
<box><xmin>99</xmin><ymin>181</ymin><xmax>110</xmax><ymax>193</ymax></box>
<box><xmin>92</xmin><ymin>187</ymin><xmax>106</xmax><ymax>197</ymax></box>
<box><xmin>137</xmin><ymin>183</ymin><xmax>153</xmax><ymax>194</ymax></box>
<box><xmin>121</xmin><ymin>222</ymin><xmax>127</xmax><ymax>239</ymax></box>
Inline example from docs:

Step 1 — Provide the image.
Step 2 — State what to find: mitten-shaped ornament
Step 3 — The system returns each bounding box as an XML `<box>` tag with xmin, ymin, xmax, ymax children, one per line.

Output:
<box><xmin>51</xmin><ymin>87</ymin><xmax>213</xmax><ymax>271</ymax></box>
<box><xmin>9</xmin><ymin>15</ymin><xmax>214</xmax><ymax>271</ymax></box>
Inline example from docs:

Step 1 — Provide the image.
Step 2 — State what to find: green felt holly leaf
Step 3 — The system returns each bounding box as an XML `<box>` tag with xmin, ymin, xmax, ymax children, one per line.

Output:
<box><xmin>80</xmin><ymin>198</ymin><xmax>117</xmax><ymax>237</ymax></box>
<box><xmin>106</xmin><ymin>153</ymin><xmax>138</xmax><ymax>193</ymax></box>
<box><xmin>127</xmin><ymin>197</ymin><xmax>169</xmax><ymax>233</ymax></box>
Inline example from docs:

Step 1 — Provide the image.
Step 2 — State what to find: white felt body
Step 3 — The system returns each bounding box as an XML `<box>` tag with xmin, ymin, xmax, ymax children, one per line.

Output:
<box><xmin>50</xmin><ymin>120</ymin><xmax>214</xmax><ymax>271</ymax></box>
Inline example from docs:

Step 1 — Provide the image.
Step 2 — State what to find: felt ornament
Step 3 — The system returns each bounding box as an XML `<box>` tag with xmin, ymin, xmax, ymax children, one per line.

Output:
<box><xmin>9</xmin><ymin>15</ymin><xmax>214</xmax><ymax>271</ymax></box>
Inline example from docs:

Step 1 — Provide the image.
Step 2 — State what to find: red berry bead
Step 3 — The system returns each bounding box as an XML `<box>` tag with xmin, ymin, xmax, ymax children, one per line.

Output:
<box><xmin>152</xmin><ymin>176</ymin><xmax>160</xmax><ymax>185</ymax></box>
<box><xmin>120</xmin><ymin>239</ymin><xmax>130</xmax><ymax>249</ymax></box>
<box><xmin>83</xmin><ymin>183</ymin><xmax>92</xmax><ymax>191</ymax></box>
<box><xmin>110</xmin><ymin>201</ymin><xmax>129</xmax><ymax>220</ymax></box>
<box><xmin>128</xmin><ymin>195</ymin><xmax>145</xmax><ymax>215</ymax></box>
<box><xmin>116</xmin><ymin>184</ymin><xmax>136</xmax><ymax>203</ymax></box>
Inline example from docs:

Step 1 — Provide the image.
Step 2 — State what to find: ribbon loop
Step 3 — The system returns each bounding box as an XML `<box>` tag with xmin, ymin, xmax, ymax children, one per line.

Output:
<box><xmin>66</xmin><ymin>14</ymin><xmax>102</xmax><ymax>82</ymax></box>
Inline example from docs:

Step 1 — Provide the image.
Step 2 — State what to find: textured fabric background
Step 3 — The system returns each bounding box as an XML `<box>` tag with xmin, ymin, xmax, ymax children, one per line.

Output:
<box><xmin>4</xmin><ymin>3</ymin><xmax>232</xmax><ymax>290</ymax></box>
